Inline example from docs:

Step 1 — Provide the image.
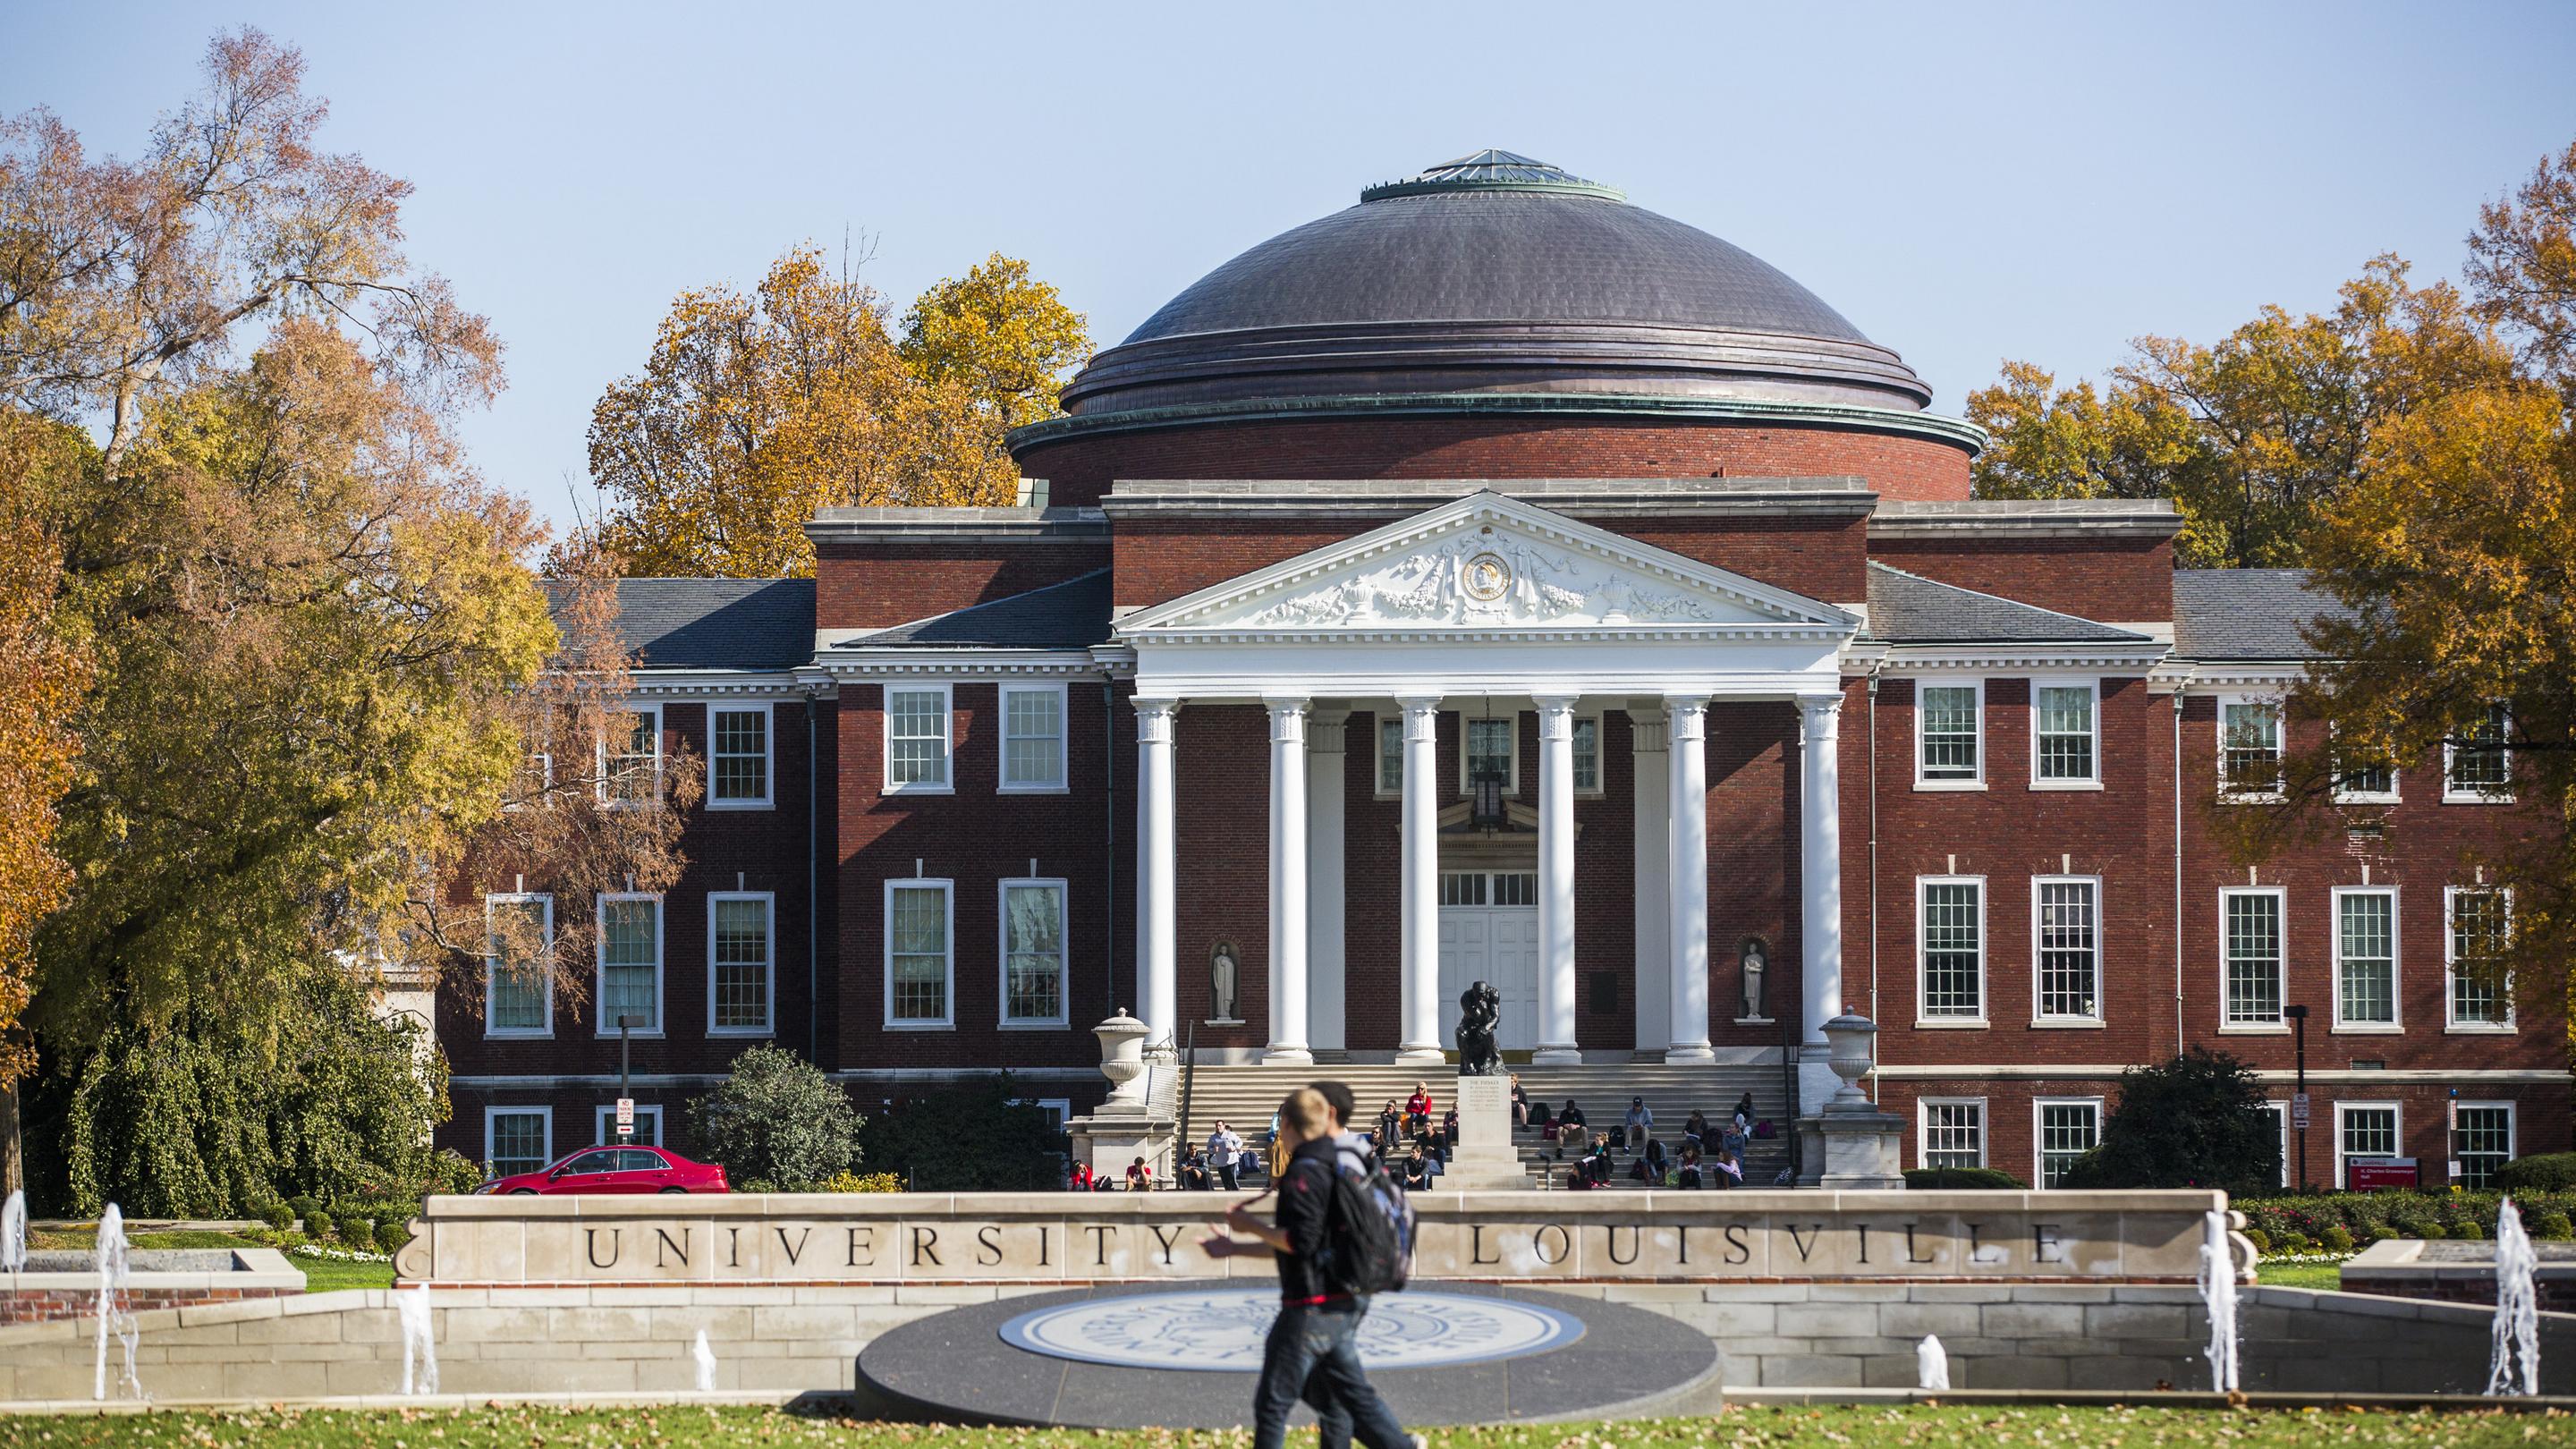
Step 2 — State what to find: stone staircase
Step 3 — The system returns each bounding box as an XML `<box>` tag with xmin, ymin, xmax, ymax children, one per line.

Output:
<box><xmin>1174</xmin><ymin>1061</ymin><xmax>1792</xmax><ymax>1189</ymax></box>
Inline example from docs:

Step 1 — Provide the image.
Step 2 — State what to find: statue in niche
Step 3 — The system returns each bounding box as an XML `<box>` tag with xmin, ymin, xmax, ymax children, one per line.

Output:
<box><xmin>1738</xmin><ymin>936</ymin><xmax>1770</xmax><ymax>1021</ymax></box>
<box><xmin>1456</xmin><ymin>979</ymin><xmax>1504</xmax><ymax>1075</ymax></box>
<box><xmin>1208</xmin><ymin>943</ymin><xmax>1240</xmax><ymax>1022</ymax></box>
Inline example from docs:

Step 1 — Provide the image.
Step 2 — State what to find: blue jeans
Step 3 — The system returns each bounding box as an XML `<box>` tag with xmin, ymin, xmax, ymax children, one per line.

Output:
<box><xmin>1253</xmin><ymin>1299</ymin><xmax>1409</xmax><ymax>1449</ymax></box>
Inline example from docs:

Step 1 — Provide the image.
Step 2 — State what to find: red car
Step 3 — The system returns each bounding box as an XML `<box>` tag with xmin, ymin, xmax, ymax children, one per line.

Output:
<box><xmin>470</xmin><ymin>1145</ymin><xmax>729</xmax><ymax>1196</ymax></box>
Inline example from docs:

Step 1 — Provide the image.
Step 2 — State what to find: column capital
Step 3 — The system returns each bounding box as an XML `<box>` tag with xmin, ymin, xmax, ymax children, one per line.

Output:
<box><xmin>1397</xmin><ymin>694</ymin><xmax>1442</xmax><ymax>742</ymax></box>
<box><xmin>1265</xmin><ymin>696</ymin><xmax>1311</xmax><ymax>741</ymax></box>
<box><xmin>1663</xmin><ymin>694</ymin><xmax>1710</xmax><ymax>741</ymax></box>
<box><xmin>1799</xmin><ymin>692</ymin><xmax>1844</xmax><ymax>740</ymax></box>
<box><xmin>1135</xmin><ymin>697</ymin><xmax>1183</xmax><ymax>736</ymax></box>
<box><xmin>1533</xmin><ymin>694</ymin><xmax>1578</xmax><ymax>740</ymax></box>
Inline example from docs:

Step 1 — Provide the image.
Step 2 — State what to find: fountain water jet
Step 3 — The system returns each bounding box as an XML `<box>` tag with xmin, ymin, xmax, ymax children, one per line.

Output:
<box><xmin>692</xmin><ymin>1327</ymin><xmax>717</xmax><ymax>1392</ymax></box>
<box><xmin>2488</xmin><ymin>1198</ymin><xmax>2540</xmax><ymax>1396</ymax></box>
<box><xmin>1916</xmin><ymin>1334</ymin><xmax>1950</xmax><ymax>1392</ymax></box>
<box><xmin>398</xmin><ymin>1282</ymin><xmax>440</xmax><ymax>1395</ymax></box>
<box><xmin>2197</xmin><ymin>1208</ymin><xmax>2238</xmax><ymax>1394</ymax></box>
<box><xmin>2</xmin><ymin>1188</ymin><xmax>24</xmax><ymax>1272</ymax></box>
<box><xmin>92</xmin><ymin>1203</ymin><xmax>142</xmax><ymax>1402</ymax></box>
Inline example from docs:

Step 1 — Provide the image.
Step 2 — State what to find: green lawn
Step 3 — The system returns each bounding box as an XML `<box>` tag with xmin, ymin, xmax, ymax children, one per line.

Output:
<box><xmin>27</xmin><ymin>1226</ymin><xmax>395</xmax><ymax>1292</ymax></box>
<box><xmin>2252</xmin><ymin>1259</ymin><xmax>2344</xmax><ymax>1289</ymax></box>
<box><xmin>0</xmin><ymin>1407</ymin><xmax>2559</xmax><ymax>1448</ymax></box>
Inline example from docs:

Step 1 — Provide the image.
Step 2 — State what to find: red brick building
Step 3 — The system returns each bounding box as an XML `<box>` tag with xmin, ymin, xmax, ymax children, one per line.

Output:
<box><xmin>440</xmin><ymin>151</ymin><xmax>2565</xmax><ymax>1191</ymax></box>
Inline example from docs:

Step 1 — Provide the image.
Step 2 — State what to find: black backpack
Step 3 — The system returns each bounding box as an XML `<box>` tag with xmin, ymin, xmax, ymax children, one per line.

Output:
<box><xmin>1318</xmin><ymin>1156</ymin><xmax>1415</xmax><ymax>1296</ymax></box>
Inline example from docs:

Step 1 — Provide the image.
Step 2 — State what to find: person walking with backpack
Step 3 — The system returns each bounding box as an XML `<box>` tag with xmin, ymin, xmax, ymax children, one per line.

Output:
<box><xmin>1200</xmin><ymin>1088</ymin><xmax>1419</xmax><ymax>1449</ymax></box>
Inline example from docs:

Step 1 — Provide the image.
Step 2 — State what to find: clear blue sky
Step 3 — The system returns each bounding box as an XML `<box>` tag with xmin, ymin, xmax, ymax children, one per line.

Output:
<box><xmin>8</xmin><ymin>3</ymin><xmax>2573</xmax><ymax>537</ymax></box>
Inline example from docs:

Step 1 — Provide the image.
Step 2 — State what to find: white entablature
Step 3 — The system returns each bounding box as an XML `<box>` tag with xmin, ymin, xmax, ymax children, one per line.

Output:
<box><xmin>1115</xmin><ymin>492</ymin><xmax>1857</xmax><ymax>699</ymax></box>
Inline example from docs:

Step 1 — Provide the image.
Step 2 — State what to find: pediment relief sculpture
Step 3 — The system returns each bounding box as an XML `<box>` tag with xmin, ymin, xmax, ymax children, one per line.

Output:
<box><xmin>1224</xmin><ymin>530</ymin><xmax>1744</xmax><ymax>630</ymax></box>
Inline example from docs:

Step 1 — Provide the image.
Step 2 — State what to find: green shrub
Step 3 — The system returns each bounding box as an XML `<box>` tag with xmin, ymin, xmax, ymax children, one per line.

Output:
<box><xmin>2420</xmin><ymin>1223</ymin><xmax>2448</xmax><ymax>1240</ymax></box>
<box><xmin>2242</xmin><ymin>1227</ymin><xmax>2272</xmax><ymax>1253</ymax></box>
<box><xmin>286</xmin><ymin>1195</ymin><xmax>322</xmax><ymax>1233</ymax></box>
<box><xmin>2453</xmin><ymin>1219</ymin><xmax>2486</xmax><ymax>1241</ymax></box>
<box><xmin>685</xmin><ymin>1045</ymin><xmax>864</xmax><ymax>1189</ymax></box>
<box><xmin>853</xmin><ymin>1073</ymin><xmax>1067</xmax><ymax>1191</ymax></box>
<box><xmin>424</xmin><ymin>1148</ymin><xmax>485</xmax><ymax>1197</ymax></box>
<box><xmin>260</xmin><ymin>1202</ymin><xmax>292</xmax><ymax>1233</ymax></box>
<box><xmin>374</xmin><ymin>1219</ymin><xmax>410</xmax><ymax>1254</ymax></box>
<box><xmin>2277</xmin><ymin>1230</ymin><xmax>2312</xmax><ymax>1253</ymax></box>
<box><xmin>2496</xmin><ymin>1153</ymin><xmax>2576</xmax><ymax>1193</ymax></box>
<box><xmin>335</xmin><ymin>1214</ymin><xmax>374</xmax><ymax>1247</ymax></box>
<box><xmin>2364</xmin><ymin>1224</ymin><xmax>2398</xmax><ymax>1244</ymax></box>
<box><xmin>2530</xmin><ymin>1211</ymin><xmax>2574</xmax><ymax>1241</ymax></box>
<box><xmin>2320</xmin><ymin>1225</ymin><xmax>2354</xmax><ymax>1254</ymax></box>
<box><xmin>2055</xmin><ymin>1048</ymin><xmax>2279</xmax><ymax>1191</ymax></box>
<box><xmin>1902</xmin><ymin>1166</ymin><xmax>2029</xmax><ymax>1191</ymax></box>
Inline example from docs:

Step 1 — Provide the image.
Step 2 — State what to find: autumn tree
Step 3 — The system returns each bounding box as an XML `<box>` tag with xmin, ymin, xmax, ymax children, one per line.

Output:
<box><xmin>2469</xmin><ymin>140</ymin><xmax>2576</xmax><ymax>395</ymax></box>
<box><xmin>1967</xmin><ymin>259</ymin><xmax>2508</xmax><ymax>568</ymax></box>
<box><xmin>2217</xmin><ymin>140</ymin><xmax>2576</xmax><ymax>1032</ymax></box>
<box><xmin>0</xmin><ymin>414</ymin><xmax>89</xmax><ymax>1198</ymax></box>
<box><xmin>0</xmin><ymin>32</ymin><xmax>692</xmax><ymax>1210</ymax></box>
<box><xmin>583</xmin><ymin>247</ymin><xmax>1089</xmax><ymax>579</ymax></box>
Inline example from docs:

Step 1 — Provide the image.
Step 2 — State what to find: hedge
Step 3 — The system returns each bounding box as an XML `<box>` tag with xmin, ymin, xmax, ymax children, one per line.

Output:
<box><xmin>1903</xmin><ymin>1166</ymin><xmax>2029</xmax><ymax>1191</ymax></box>
<box><xmin>2235</xmin><ymin>1189</ymin><xmax>2576</xmax><ymax>1244</ymax></box>
<box><xmin>2496</xmin><ymin>1153</ymin><xmax>2576</xmax><ymax>1193</ymax></box>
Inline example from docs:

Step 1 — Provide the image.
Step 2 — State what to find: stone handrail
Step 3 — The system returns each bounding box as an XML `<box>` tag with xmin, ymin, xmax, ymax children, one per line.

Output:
<box><xmin>394</xmin><ymin>1189</ymin><xmax>2250</xmax><ymax>1287</ymax></box>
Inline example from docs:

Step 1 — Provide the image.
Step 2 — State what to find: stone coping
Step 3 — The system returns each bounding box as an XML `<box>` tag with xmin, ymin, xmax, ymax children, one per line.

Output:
<box><xmin>397</xmin><ymin>1191</ymin><xmax>2245</xmax><ymax>1288</ymax></box>
<box><xmin>2346</xmin><ymin>1237</ymin><xmax>2576</xmax><ymax>1281</ymax></box>
<box><xmin>1727</xmin><ymin>1388</ymin><xmax>2576</xmax><ymax>1411</ymax></box>
<box><xmin>1</xmin><ymin>1247</ymin><xmax>303</xmax><ymax>1294</ymax></box>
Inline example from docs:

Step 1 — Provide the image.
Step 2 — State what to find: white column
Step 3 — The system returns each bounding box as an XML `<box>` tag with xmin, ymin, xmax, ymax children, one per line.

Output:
<box><xmin>1533</xmin><ymin>695</ymin><xmax>1581</xmax><ymax>1063</ymax></box>
<box><xmin>1630</xmin><ymin>703</ymin><xmax>1670</xmax><ymax>1054</ymax></box>
<box><xmin>1134</xmin><ymin>698</ymin><xmax>1181</xmax><ymax>1051</ymax></box>
<box><xmin>1307</xmin><ymin>708</ymin><xmax>1349</xmax><ymax>1055</ymax></box>
<box><xmin>1264</xmin><ymin>698</ymin><xmax>1312</xmax><ymax>1064</ymax></box>
<box><xmin>1798</xmin><ymin>692</ymin><xmax>1847</xmax><ymax>1111</ymax></box>
<box><xmin>1665</xmin><ymin>695</ymin><xmax>1715</xmax><ymax>1062</ymax></box>
<box><xmin>1395</xmin><ymin>695</ymin><xmax>1446</xmax><ymax>1065</ymax></box>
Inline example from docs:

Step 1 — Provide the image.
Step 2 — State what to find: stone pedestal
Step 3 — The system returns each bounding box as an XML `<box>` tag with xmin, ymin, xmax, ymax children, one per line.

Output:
<box><xmin>1792</xmin><ymin>1010</ymin><xmax>1903</xmax><ymax>1190</ymax></box>
<box><xmin>1066</xmin><ymin>1111</ymin><xmax>1178</xmax><ymax>1185</ymax></box>
<box><xmin>1427</xmin><ymin>1074</ymin><xmax>1529</xmax><ymax>1191</ymax></box>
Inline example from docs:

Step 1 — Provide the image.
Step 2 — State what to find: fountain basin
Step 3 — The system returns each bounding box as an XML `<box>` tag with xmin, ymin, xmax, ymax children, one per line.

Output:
<box><xmin>2343</xmin><ymin>1238</ymin><xmax>2576</xmax><ymax>1311</ymax></box>
<box><xmin>2</xmin><ymin>1247</ymin><xmax>304</xmax><ymax>1324</ymax></box>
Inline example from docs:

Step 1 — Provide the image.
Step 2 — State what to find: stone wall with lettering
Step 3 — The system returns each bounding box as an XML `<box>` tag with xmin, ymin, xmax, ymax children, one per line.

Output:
<box><xmin>394</xmin><ymin>1189</ymin><xmax>2240</xmax><ymax>1287</ymax></box>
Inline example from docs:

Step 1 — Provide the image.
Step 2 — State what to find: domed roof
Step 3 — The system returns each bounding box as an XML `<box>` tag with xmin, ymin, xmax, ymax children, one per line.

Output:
<box><xmin>1052</xmin><ymin>151</ymin><xmax>1931</xmax><ymax>419</ymax></box>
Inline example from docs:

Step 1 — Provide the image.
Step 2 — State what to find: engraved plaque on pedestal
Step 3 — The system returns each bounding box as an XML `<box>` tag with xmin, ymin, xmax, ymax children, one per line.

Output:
<box><xmin>1434</xmin><ymin>1072</ymin><xmax>1529</xmax><ymax>1191</ymax></box>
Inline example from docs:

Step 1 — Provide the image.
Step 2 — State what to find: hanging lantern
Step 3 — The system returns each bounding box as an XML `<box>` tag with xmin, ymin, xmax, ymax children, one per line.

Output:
<box><xmin>1471</xmin><ymin>769</ymin><xmax>1507</xmax><ymax>834</ymax></box>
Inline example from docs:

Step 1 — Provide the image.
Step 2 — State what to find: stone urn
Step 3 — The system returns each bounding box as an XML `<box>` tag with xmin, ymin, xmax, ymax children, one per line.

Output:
<box><xmin>1818</xmin><ymin>1013</ymin><xmax>1878</xmax><ymax>1111</ymax></box>
<box><xmin>1094</xmin><ymin>1010</ymin><xmax>1150</xmax><ymax>1114</ymax></box>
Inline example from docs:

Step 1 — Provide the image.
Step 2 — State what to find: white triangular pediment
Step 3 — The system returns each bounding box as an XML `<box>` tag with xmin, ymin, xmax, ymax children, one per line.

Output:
<box><xmin>1119</xmin><ymin>493</ymin><xmax>1853</xmax><ymax>636</ymax></box>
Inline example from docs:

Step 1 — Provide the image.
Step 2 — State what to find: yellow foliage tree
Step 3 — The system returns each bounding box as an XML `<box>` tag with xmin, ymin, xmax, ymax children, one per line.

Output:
<box><xmin>584</xmin><ymin>247</ymin><xmax>1089</xmax><ymax>579</ymax></box>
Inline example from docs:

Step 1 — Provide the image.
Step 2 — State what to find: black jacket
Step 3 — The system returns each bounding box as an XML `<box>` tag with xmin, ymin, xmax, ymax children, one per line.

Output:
<box><xmin>1271</xmin><ymin>1136</ymin><xmax>1345</xmax><ymax>1303</ymax></box>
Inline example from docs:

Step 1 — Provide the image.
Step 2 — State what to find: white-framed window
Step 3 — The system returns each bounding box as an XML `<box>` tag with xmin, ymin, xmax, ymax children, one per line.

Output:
<box><xmin>1000</xmin><ymin>683</ymin><xmax>1069</xmax><ymax>792</ymax></box>
<box><xmin>707</xmin><ymin>702</ymin><xmax>772</xmax><ymax>808</ymax></box>
<box><xmin>599</xmin><ymin>704</ymin><xmax>662</xmax><ymax>805</ymax></box>
<box><xmin>708</xmin><ymin>891</ymin><xmax>775</xmax><ymax>1035</ymax></box>
<box><xmin>2331</xmin><ymin>726</ymin><xmax>2400</xmax><ymax>804</ymax></box>
<box><xmin>1916</xmin><ymin>877</ymin><xmax>1987</xmax><ymax>1024</ymax></box>
<box><xmin>2219</xmin><ymin>886</ymin><xmax>2286</xmax><ymax>1029</ymax></box>
<box><xmin>2265</xmin><ymin>1101</ymin><xmax>2292</xmax><ymax>1188</ymax></box>
<box><xmin>2217</xmin><ymin>696</ymin><xmax>2283</xmax><ymax>801</ymax></box>
<box><xmin>1918</xmin><ymin>1097</ymin><xmax>1987</xmax><ymax>1170</ymax></box>
<box><xmin>2454</xmin><ymin>1101</ymin><xmax>2515</xmax><ymax>1190</ymax></box>
<box><xmin>596</xmin><ymin>894</ymin><xmax>663</xmax><ymax>1036</ymax></box>
<box><xmin>2031</xmin><ymin>876</ymin><xmax>2103</xmax><ymax>1023</ymax></box>
<box><xmin>2334</xmin><ymin>1101</ymin><xmax>2402</xmax><ymax>1189</ymax></box>
<box><xmin>1572</xmin><ymin>714</ymin><xmax>1602</xmax><ymax>795</ymax></box>
<box><xmin>483</xmin><ymin>893</ymin><xmax>554</xmax><ymax>1038</ymax></box>
<box><xmin>594</xmin><ymin>1103</ymin><xmax>664</xmax><ymax>1148</ymax></box>
<box><xmin>2444</xmin><ymin>703</ymin><xmax>2513</xmax><ymax>802</ymax></box>
<box><xmin>1376</xmin><ymin>716</ymin><xmax>1403</xmax><ymax>796</ymax></box>
<box><xmin>485</xmin><ymin>1106</ymin><xmax>552</xmax><ymax>1178</ymax></box>
<box><xmin>2445</xmin><ymin>886</ymin><xmax>2514</xmax><ymax>1030</ymax></box>
<box><xmin>1460</xmin><ymin>713</ymin><xmax>1520</xmax><ymax>795</ymax></box>
<box><xmin>2030</xmin><ymin>680</ymin><xmax>2100</xmax><ymax>787</ymax></box>
<box><xmin>2331</xmin><ymin>886</ymin><xmax>2400</xmax><ymax>1030</ymax></box>
<box><xmin>2033</xmin><ymin>1097</ymin><xmax>2104</xmax><ymax>1188</ymax></box>
<box><xmin>885</xmin><ymin>878</ymin><xmax>954</xmax><ymax>1028</ymax></box>
<box><xmin>1915</xmin><ymin>680</ymin><xmax>1984</xmax><ymax>788</ymax></box>
<box><xmin>884</xmin><ymin>684</ymin><xmax>953</xmax><ymax>794</ymax></box>
<box><xmin>999</xmin><ymin>877</ymin><xmax>1069</xmax><ymax>1027</ymax></box>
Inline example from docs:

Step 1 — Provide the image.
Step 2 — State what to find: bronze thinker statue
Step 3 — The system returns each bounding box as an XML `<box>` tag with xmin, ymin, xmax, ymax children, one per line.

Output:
<box><xmin>1456</xmin><ymin>979</ymin><xmax>1503</xmax><ymax>1076</ymax></box>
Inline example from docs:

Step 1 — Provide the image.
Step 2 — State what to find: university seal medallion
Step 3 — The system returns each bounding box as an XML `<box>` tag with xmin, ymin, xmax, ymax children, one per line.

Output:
<box><xmin>997</xmin><ymin>1286</ymin><xmax>1582</xmax><ymax>1371</ymax></box>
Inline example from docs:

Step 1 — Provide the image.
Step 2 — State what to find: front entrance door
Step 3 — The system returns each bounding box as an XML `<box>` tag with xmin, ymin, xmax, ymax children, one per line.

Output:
<box><xmin>1438</xmin><ymin>871</ymin><xmax>1539</xmax><ymax>1051</ymax></box>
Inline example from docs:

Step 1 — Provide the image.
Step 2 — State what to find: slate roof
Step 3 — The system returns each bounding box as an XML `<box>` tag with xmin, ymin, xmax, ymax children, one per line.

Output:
<box><xmin>549</xmin><ymin>578</ymin><xmax>816</xmax><ymax>672</ymax></box>
<box><xmin>1863</xmin><ymin>563</ymin><xmax>2152</xmax><ymax>646</ymax></box>
<box><xmin>2172</xmin><ymin>569</ymin><xmax>2353</xmax><ymax>660</ymax></box>
<box><xmin>837</xmin><ymin>570</ymin><xmax>1114</xmax><ymax>651</ymax></box>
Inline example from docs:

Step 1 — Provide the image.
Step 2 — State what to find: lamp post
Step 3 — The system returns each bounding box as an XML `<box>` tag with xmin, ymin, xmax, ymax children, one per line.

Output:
<box><xmin>615</xmin><ymin>1013</ymin><xmax>645</xmax><ymax>1143</ymax></box>
<box><xmin>2284</xmin><ymin>1004</ymin><xmax>2309</xmax><ymax>1192</ymax></box>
